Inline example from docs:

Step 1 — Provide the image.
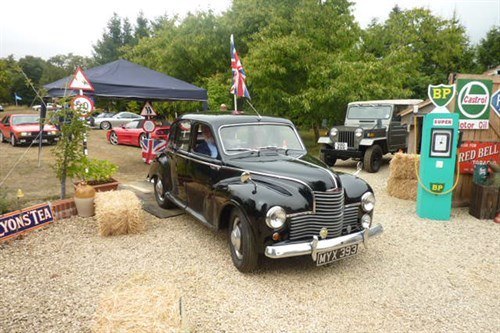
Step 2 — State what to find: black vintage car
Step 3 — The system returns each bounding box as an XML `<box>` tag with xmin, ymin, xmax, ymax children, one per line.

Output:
<box><xmin>148</xmin><ymin>114</ymin><xmax>383</xmax><ymax>272</ymax></box>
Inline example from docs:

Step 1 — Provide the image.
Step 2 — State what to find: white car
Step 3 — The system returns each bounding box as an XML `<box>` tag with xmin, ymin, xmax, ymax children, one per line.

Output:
<box><xmin>94</xmin><ymin>111</ymin><xmax>144</xmax><ymax>130</ymax></box>
<box><xmin>32</xmin><ymin>103</ymin><xmax>62</xmax><ymax>111</ymax></box>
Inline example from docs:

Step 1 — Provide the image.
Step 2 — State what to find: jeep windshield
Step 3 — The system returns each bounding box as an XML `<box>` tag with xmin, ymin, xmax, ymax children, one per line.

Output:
<box><xmin>220</xmin><ymin>123</ymin><xmax>305</xmax><ymax>156</ymax></box>
<box><xmin>347</xmin><ymin>105</ymin><xmax>391</xmax><ymax>120</ymax></box>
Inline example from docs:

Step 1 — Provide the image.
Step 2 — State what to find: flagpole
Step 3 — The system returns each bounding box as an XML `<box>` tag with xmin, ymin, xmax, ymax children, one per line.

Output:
<box><xmin>234</xmin><ymin>95</ymin><xmax>237</xmax><ymax>112</ymax></box>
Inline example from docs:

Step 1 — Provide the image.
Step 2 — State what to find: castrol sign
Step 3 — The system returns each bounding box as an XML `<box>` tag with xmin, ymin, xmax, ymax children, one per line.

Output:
<box><xmin>455</xmin><ymin>79</ymin><xmax>492</xmax><ymax>130</ymax></box>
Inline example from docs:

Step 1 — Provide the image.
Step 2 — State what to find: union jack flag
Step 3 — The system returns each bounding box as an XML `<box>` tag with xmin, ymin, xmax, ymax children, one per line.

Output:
<box><xmin>230</xmin><ymin>34</ymin><xmax>251</xmax><ymax>99</ymax></box>
<box><xmin>141</xmin><ymin>137</ymin><xmax>167</xmax><ymax>164</ymax></box>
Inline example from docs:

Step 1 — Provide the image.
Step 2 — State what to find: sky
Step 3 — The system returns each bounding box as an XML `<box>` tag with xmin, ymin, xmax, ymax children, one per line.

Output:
<box><xmin>0</xmin><ymin>0</ymin><xmax>498</xmax><ymax>60</ymax></box>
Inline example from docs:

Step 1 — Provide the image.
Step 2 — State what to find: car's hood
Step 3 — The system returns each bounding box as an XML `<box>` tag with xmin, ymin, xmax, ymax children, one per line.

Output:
<box><xmin>226</xmin><ymin>153</ymin><xmax>339</xmax><ymax>191</ymax></box>
<box><xmin>12</xmin><ymin>124</ymin><xmax>58</xmax><ymax>132</ymax></box>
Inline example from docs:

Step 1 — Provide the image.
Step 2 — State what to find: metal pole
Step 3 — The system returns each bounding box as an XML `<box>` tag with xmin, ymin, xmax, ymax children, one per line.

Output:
<box><xmin>234</xmin><ymin>94</ymin><xmax>237</xmax><ymax>112</ymax></box>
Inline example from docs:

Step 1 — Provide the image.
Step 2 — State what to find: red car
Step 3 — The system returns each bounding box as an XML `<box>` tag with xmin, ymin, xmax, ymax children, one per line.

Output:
<box><xmin>106</xmin><ymin>119</ymin><xmax>170</xmax><ymax>147</ymax></box>
<box><xmin>0</xmin><ymin>114</ymin><xmax>60</xmax><ymax>146</ymax></box>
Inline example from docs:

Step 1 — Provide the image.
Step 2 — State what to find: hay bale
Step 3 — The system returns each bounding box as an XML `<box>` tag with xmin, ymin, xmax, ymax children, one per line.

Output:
<box><xmin>94</xmin><ymin>190</ymin><xmax>144</xmax><ymax>236</ymax></box>
<box><xmin>94</xmin><ymin>274</ymin><xmax>183</xmax><ymax>333</ymax></box>
<box><xmin>387</xmin><ymin>178</ymin><xmax>418</xmax><ymax>201</ymax></box>
<box><xmin>389</xmin><ymin>153</ymin><xmax>420</xmax><ymax>180</ymax></box>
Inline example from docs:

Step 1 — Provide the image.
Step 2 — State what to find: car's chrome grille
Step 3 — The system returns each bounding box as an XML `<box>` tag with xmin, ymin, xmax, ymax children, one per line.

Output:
<box><xmin>338</xmin><ymin>131</ymin><xmax>355</xmax><ymax>148</ymax></box>
<box><xmin>342</xmin><ymin>204</ymin><xmax>361</xmax><ymax>235</ymax></box>
<box><xmin>289</xmin><ymin>189</ymin><xmax>355</xmax><ymax>241</ymax></box>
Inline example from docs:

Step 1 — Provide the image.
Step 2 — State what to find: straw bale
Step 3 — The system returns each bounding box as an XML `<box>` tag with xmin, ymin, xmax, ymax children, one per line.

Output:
<box><xmin>93</xmin><ymin>274</ymin><xmax>183</xmax><ymax>333</ymax></box>
<box><xmin>389</xmin><ymin>153</ymin><xmax>420</xmax><ymax>180</ymax></box>
<box><xmin>387</xmin><ymin>178</ymin><xmax>418</xmax><ymax>201</ymax></box>
<box><xmin>94</xmin><ymin>190</ymin><xmax>144</xmax><ymax>236</ymax></box>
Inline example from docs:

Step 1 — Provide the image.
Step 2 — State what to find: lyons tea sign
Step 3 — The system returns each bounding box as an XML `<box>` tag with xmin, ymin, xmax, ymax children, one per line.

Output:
<box><xmin>455</xmin><ymin>79</ymin><xmax>493</xmax><ymax>130</ymax></box>
<box><xmin>0</xmin><ymin>203</ymin><xmax>54</xmax><ymax>242</ymax></box>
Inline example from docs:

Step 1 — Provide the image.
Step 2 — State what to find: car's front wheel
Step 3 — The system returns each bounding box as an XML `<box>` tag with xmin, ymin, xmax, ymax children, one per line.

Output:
<box><xmin>109</xmin><ymin>131</ymin><xmax>119</xmax><ymax>145</ymax></box>
<box><xmin>363</xmin><ymin>145</ymin><xmax>383</xmax><ymax>173</ymax></box>
<box><xmin>154</xmin><ymin>177</ymin><xmax>176</xmax><ymax>209</ymax></box>
<box><xmin>320</xmin><ymin>145</ymin><xmax>337</xmax><ymax>167</ymax></box>
<box><xmin>228</xmin><ymin>209</ymin><xmax>258</xmax><ymax>272</ymax></box>
<box><xmin>0</xmin><ymin>132</ymin><xmax>4</xmax><ymax>142</ymax></box>
<box><xmin>100</xmin><ymin>121</ymin><xmax>111</xmax><ymax>130</ymax></box>
<box><xmin>10</xmin><ymin>134</ymin><xmax>17</xmax><ymax>147</ymax></box>
<box><xmin>139</xmin><ymin>133</ymin><xmax>147</xmax><ymax>146</ymax></box>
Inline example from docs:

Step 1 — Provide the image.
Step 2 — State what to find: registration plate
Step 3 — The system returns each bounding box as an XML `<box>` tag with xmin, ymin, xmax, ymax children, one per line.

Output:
<box><xmin>316</xmin><ymin>244</ymin><xmax>358</xmax><ymax>266</ymax></box>
<box><xmin>334</xmin><ymin>142</ymin><xmax>348</xmax><ymax>150</ymax></box>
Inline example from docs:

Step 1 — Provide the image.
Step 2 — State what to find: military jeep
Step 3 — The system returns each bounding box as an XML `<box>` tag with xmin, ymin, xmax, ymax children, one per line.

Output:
<box><xmin>318</xmin><ymin>99</ymin><xmax>422</xmax><ymax>173</ymax></box>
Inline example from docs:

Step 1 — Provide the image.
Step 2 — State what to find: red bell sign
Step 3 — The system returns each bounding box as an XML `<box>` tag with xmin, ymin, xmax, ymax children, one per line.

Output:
<box><xmin>458</xmin><ymin>141</ymin><xmax>500</xmax><ymax>174</ymax></box>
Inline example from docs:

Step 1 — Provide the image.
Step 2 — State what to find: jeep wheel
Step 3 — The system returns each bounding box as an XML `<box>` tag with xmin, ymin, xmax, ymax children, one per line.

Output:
<box><xmin>154</xmin><ymin>177</ymin><xmax>176</xmax><ymax>209</ymax></box>
<box><xmin>228</xmin><ymin>208</ymin><xmax>258</xmax><ymax>272</ymax></box>
<box><xmin>363</xmin><ymin>145</ymin><xmax>383</xmax><ymax>173</ymax></box>
<box><xmin>320</xmin><ymin>147</ymin><xmax>336</xmax><ymax>167</ymax></box>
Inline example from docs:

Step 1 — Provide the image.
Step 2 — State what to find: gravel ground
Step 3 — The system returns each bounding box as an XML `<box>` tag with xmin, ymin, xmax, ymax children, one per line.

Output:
<box><xmin>1</xmin><ymin>160</ymin><xmax>499</xmax><ymax>332</ymax></box>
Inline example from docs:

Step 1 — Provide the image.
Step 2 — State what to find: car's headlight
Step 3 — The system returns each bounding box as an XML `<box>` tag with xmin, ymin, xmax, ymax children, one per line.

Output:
<box><xmin>361</xmin><ymin>192</ymin><xmax>375</xmax><ymax>212</ymax></box>
<box><xmin>266</xmin><ymin>206</ymin><xmax>287</xmax><ymax>229</ymax></box>
<box><xmin>20</xmin><ymin>132</ymin><xmax>29</xmax><ymax>137</ymax></box>
<box><xmin>329</xmin><ymin>128</ymin><xmax>338</xmax><ymax>140</ymax></box>
<box><xmin>355</xmin><ymin>128</ymin><xmax>363</xmax><ymax>138</ymax></box>
<box><xmin>49</xmin><ymin>131</ymin><xmax>57</xmax><ymax>135</ymax></box>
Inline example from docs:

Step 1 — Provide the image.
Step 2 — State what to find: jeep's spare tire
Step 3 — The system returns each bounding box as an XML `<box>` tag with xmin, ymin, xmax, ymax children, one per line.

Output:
<box><xmin>364</xmin><ymin>145</ymin><xmax>383</xmax><ymax>173</ymax></box>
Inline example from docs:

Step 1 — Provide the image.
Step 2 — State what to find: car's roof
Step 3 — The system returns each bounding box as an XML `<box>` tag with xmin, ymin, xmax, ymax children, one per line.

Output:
<box><xmin>348</xmin><ymin>99</ymin><xmax>423</xmax><ymax>106</ymax></box>
<box><xmin>178</xmin><ymin>113</ymin><xmax>294</xmax><ymax>128</ymax></box>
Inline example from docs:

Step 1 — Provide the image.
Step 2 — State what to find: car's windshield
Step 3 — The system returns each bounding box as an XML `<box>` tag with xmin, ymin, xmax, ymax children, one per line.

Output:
<box><xmin>347</xmin><ymin>105</ymin><xmax>392</xmax><ymax>120</ymax></box>
<box><xmin>219</xmin><ymin>123</ymin><xmax>305</xmax><ymax>155</ymax></box>
<box><xmin>12</xmin><ymin>115</ymin><xmax>39</xmax><ymax>125</ymax></box>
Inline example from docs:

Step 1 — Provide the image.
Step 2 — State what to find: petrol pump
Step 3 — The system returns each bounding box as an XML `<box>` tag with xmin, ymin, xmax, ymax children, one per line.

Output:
<box><xmin>416</xmin><ymin>85</ymin><xmax>460</xmax><ymax>221</ymax></box>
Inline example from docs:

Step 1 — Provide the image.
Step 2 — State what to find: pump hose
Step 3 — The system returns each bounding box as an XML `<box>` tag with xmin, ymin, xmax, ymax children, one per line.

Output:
<box><xmin>414</xmin><ymin>154</ymin><xmax>460</xmax><ymax>196</ymax></box>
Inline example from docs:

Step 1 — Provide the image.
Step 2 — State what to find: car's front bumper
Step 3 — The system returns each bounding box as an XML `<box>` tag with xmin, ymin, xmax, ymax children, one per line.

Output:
<box><xmin>18</xmin><ymin>135</ymin><xmax>59</xmax><ymax>144</ymax></box>
<box><xmin>321</xmin><ymin>147</ymin><xmax>363</xmax><ymax>159</ymax></box>
<box><xmin>265</xmin><ymin>224</ymin><xmax>383</xmax><ymax>260</ymax></box>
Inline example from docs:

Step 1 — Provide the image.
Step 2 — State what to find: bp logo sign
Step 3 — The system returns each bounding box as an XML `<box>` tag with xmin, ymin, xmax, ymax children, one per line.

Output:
<box><xmin>428</xmin><ymin>84</ymin><xmax>455</xmax><ymax>107</ymax></box>
<box><xmin>455</xmin><ymin>79</ymin><xmax>492</xmax><ymax>129</ymax></box>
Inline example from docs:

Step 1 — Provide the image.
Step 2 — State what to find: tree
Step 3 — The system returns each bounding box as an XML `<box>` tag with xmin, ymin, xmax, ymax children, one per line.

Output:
<box><xmin>92</xmin><ymin>13</ymin><xmax>125</xmax><ymax>65</ymax></box>
<box><xmin>134</xmin><ymin>11</ymin><xmax>151</xmax><ymax>42</ymax></box>
<box><xmin>476</xmin><ymin>26</ymin><xmax>500</xmax><ymax>71</ymax></box>
<box><xmin>362</xmin><ymin>7</ymin><xmax>475</xmax><ymax>97</ymax></box>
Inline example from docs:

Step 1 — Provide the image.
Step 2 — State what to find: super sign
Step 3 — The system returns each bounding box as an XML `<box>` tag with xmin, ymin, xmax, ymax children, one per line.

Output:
<box><xmin>0</xmin><ymin>203</ymin><xmax>54</xmax><ymax>243</ymax></box>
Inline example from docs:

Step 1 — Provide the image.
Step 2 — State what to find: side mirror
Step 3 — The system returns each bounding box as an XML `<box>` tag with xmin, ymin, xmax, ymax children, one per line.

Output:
<box><xmin>353</xmin><ymin>161</ymin><xmax>363</xmax><ymax>176</ymax></box>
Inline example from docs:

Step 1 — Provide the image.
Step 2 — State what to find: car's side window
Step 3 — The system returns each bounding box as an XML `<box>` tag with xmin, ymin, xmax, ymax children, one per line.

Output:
<box><xmin>192</xmin><ymin>123</ymin><xmax>219</xmax><ymax>159</ymax></box>
<box><xmin>174</xmin><ymin>120</ymin><xmax>191</xmax><ymax>151</ymax></box>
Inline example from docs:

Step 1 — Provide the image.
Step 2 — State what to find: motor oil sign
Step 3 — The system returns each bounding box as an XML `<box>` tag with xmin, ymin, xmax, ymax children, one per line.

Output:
<box><xmin>458</xmin><ymin>141</ymin><xmax>500</xmax><ymax>174</ymax></box>
<box><xmin>455</xmin><ymin>79</ymin><xmax>492</xmax><ymax>129</ymax></box>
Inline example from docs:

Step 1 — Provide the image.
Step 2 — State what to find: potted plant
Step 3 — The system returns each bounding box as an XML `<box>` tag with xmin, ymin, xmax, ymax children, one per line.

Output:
<box><xmin>74</xmin><ymin>157</ymin><xmax>119</xmax><ymax>192</ymax></box>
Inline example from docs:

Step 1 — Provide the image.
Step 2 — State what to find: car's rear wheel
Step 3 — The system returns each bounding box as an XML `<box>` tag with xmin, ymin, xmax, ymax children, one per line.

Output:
<box><xmin>363</xmin><ymin>145</ymin><xmax>383</xmax><ymax>173</ymax></box>
<box><xmin>154</xmin><ymin>177</ymin><xmax>176</xmax><ymax>209</ymax></box>
<box><xmin>228</xmin><ymin>209</ymin><xmax>258</xmax><ymax>272</ymax></box>
<box><xmin>10</xmin><ymin>134</ymin><xmax>17</xmax><ymax>147</ymax></box>
<box><xmin>109</xmin><ymin>131</ymin><xmax>119</xmax><ymax>145</ymax></box>
<box><xmin>100</xmin><ymin>121</ymin><xmax>111</xmax><ymax>130</ymax></box>
<box><xmin>0</xmin><ymin>132</ymin><xmax>4</xmax><ymax>142</ymax></box>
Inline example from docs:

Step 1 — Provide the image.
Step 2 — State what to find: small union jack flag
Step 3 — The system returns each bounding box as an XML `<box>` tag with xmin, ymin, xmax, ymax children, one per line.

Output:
<box><xmin>141</xmin><ymin>137</ymin><xmax>167</xmax><ymax>164</ymax></box>
<box><xmin>230</xmin><ymin>34</ymin><xmax>251</xmax><ymax>99</ymax></box>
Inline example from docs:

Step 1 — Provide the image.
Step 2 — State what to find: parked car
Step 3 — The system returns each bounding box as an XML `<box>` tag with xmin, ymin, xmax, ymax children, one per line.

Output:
<box><xmin>0</xmin><ymin>105</ymin><xmax>4</xmax><ymax>112</ymax></box>
<box><xmin>0</xmin><ymin>114</ymin><xmax>60</xmax><ymax>146</ymax></box>
<box><xmin>88</xmin><ymin>112</ymin><xmax>116</xmax><ymax>127</ymax></box>
<box><xmin>32</xmin><ymin>103</ymin><xmax>62</xmax><ymax>111</ymax></box>
<box><xmin>106</xmin><ymin>119</ymin><xmax>170</xmax><ymax>147</ymax></box>
<box><xmin>148</xmin><ymin>114</ymin><xmax>382</xmax><ymax>272</ymax></box>
<box><xmin>94</xmin><ymin>111</ymin><xmax>144</xmax><ymax>130</ymax></box>
<box><xmin>318</xmin><ymin>99</ymin><xmax>422</xmax><ymax>173</ymax></box>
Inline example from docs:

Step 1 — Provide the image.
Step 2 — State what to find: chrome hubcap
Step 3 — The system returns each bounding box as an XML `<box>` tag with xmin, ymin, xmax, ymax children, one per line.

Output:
<box><xmin>110</xmin><ymin>133</ymin><xmax>118</xmax><ymax>145</ymax></box>
<box><xmin>155</xmin><ymin>179</ymin><xmax>164</xmax><ymax>202</ymax></box>
<box><xmin>231</xmin><ymin>217</ymin><xmax>243</xmax><ymax>260</ymax></box>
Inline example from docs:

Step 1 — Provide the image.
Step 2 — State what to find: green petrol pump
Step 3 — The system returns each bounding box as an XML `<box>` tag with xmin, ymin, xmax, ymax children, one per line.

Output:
<box><xmin>416</xmin><ymin>85</ymin><xmax>460</xmax><ymax>221</ymax></box>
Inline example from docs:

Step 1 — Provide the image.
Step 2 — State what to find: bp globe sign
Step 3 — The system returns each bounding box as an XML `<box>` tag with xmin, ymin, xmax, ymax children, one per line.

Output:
<box><xmin>454</xmin><ymin>79</ymin><xmax>492</xmax><ymax>129</ymax></box>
